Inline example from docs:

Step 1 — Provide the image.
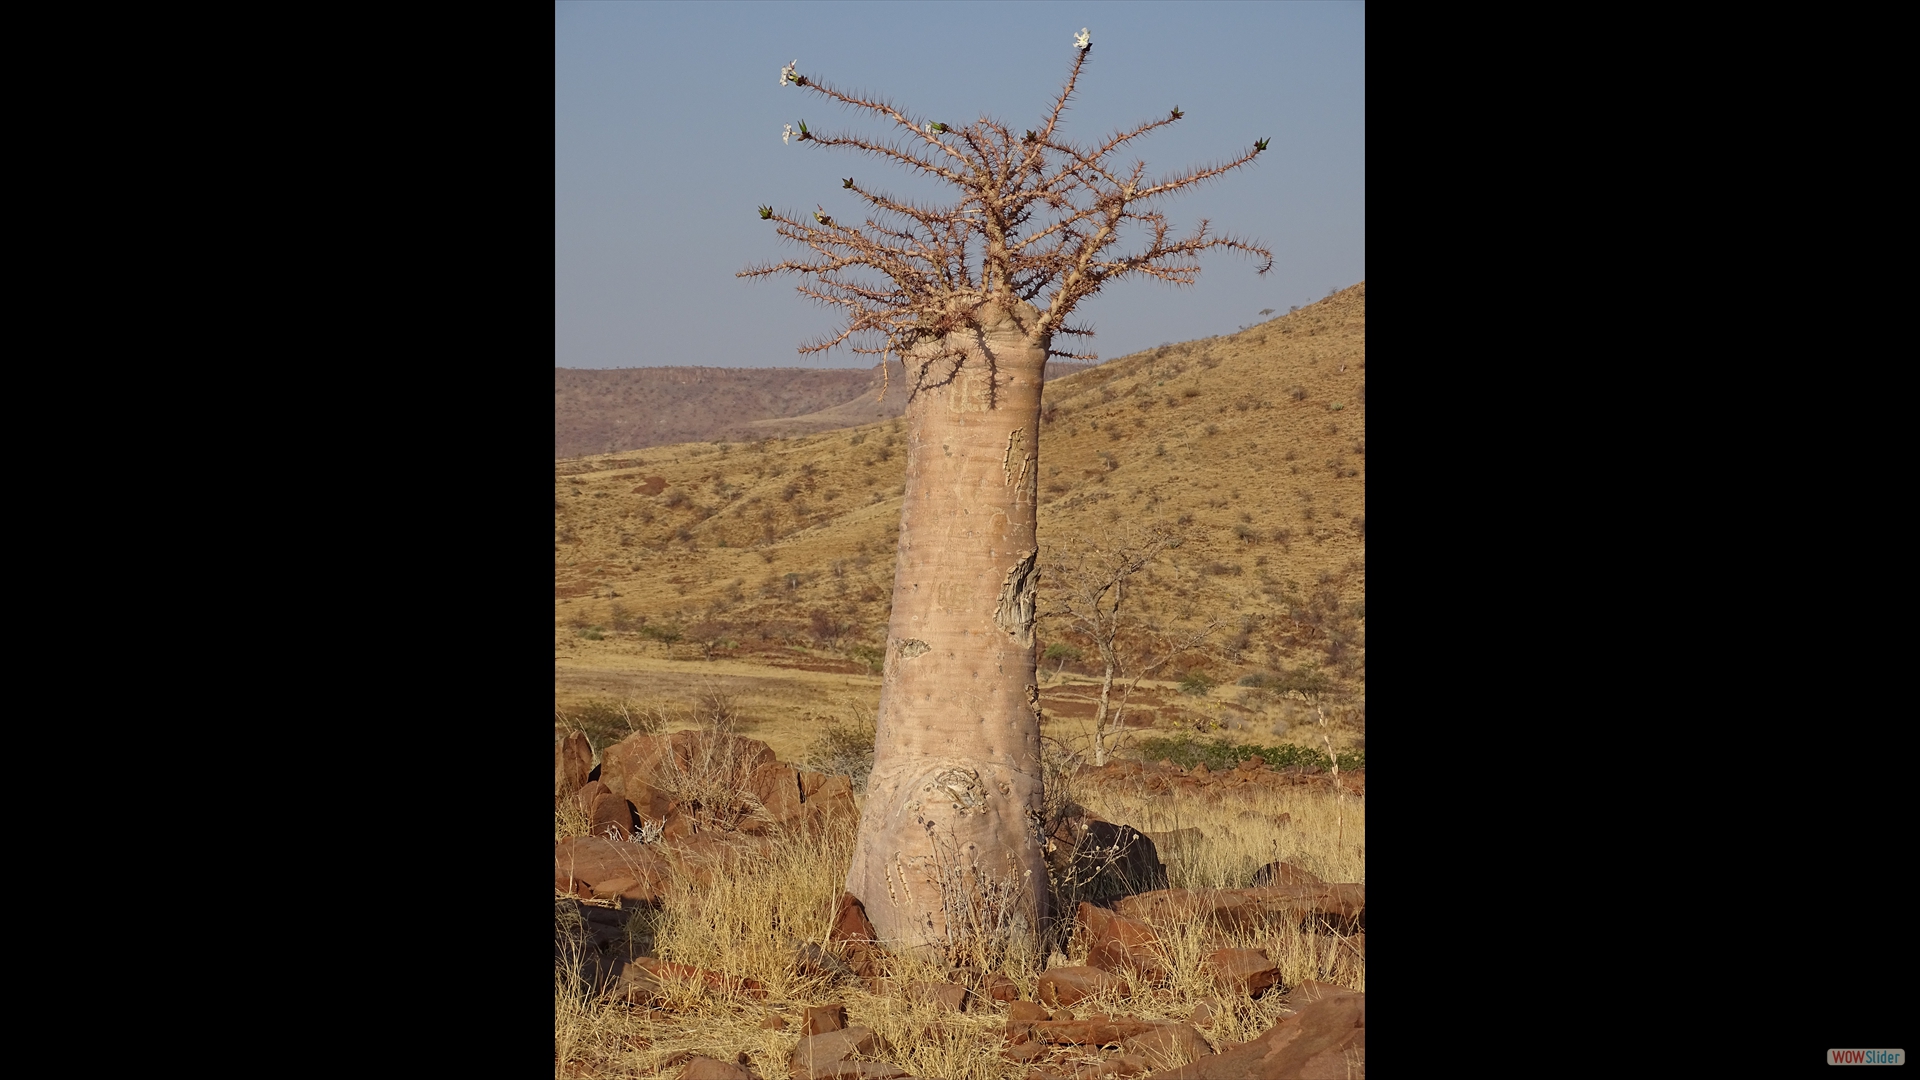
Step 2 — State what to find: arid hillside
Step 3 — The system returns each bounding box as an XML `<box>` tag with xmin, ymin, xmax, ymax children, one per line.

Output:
<box><xmin>557</xmin><ymin>362</ymin><xmax>1095</xmax><ymax>458</ymax></box>
<box><xmin>555</xmin><ymin>283</ymin><xmax>1365</xmax><ymax>757</ymax></box>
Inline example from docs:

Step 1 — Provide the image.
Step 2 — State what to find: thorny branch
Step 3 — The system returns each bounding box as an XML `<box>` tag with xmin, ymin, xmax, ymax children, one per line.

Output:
<box><xmin>741</xmin><ymin>41</ymin><xmax>1273</xmax><ymax>394</ymax></box>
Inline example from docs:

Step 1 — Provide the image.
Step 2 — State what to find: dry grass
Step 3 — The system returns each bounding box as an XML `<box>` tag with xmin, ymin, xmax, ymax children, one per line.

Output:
<box><xmin>555</xmin><ymin>780</ymin><xmax>1362</xmax><ymax>1079</ymax></box>
<box><xmin>554</xmin><ymin>284</ymin><xmax>1367</xmax><ymax>729</ymax></box>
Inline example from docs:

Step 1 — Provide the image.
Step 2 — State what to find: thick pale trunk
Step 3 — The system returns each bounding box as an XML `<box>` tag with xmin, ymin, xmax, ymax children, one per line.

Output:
<box><xmin>846</xmin><ymin>301</ymin><xmax>1049</xmax><ymax>952</ymax></box>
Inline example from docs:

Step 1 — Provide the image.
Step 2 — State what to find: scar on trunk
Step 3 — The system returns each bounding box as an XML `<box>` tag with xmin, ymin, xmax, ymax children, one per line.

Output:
<box><xmin>925</xmin><ymin>766</ymin><xmax>987</xmax><ymax>814</ymax></box>
<box><xmin>994</xmin><ymin>550</ymin><xmax>1039</xmax><ymax>645</ymax></box>
<box><xmin>1002</xmin><ymin>428</ymin><xmax>1028</xmax><ymax>487</ymax></box>
<box><xmin>893</xmin><ymin>638</ymin><xmax>930</xmax><ymax>660</ymax></box>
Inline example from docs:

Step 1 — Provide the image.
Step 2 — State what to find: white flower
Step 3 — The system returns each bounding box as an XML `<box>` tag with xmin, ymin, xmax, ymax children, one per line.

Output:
<box><xmin>783</xmin><ymin>123</ymin><xmax>794</xmax><ymax>145</ymax></box>
<box><xmin>780</xmin><ymin>59</ymin><xmax>798</xmax><ymax>86</ymax></box>
<box><xmin>1073</xmin><ymin>28</ymin><xmax>1091</xmax><ymax>50</ymax></box>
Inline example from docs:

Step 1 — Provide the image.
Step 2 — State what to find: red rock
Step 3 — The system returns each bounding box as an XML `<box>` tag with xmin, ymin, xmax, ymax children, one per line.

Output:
<box><xmin>761</xmin><ymin>1013</ymin><xmax>790</xmax><ymax>1031</ymax></box>
<box><xmin>1004</xmin><ymin>1041</ymin><xmax>1050</xmax><ymax>1064</ymax></box>
<box><xmin>557</xmin><ymin>731</ymin><xmax>593</xmax><ymax>800</ymax></box>
<box><xmin>1114</xmin><ymin>883</ymin><xmax>1364</xmax><ymax>934</ymax></box>
<box><xmin>1007</xmin><ymin>1001</ymin><xmax>1051</xmax><ymax>1024</ymax></box>
<box><xmin>987</xmin><ymin>974</ymin><xmax>1020</xmax><ymax>1002</ymax></box>
<box><xmin>799</xmin><ymin>773</ymin><xmax>859</xmax><ymax>831</ymax></box>
<box><xmin>599</xmin><ymin>731</ymin><xmax>778</xmax><ymax>806</ymax></box>
<box><xmin>588</xmin><ymin>790</ymin><xmax>637</xmax><ymax>840</ymax></box>
<box><xmin>1031</xmin><ymin>1017</ymin><xmax>1163</xmax><ymax>1045</ymax></box>
<box><xmin>681</xmin><ymin>1057</ymin><xmax>754</xmax><ymax>1080</ymax></box>
<box><xmin>1190</xmin><ymin>763</ymin><xmax>1210</xmax><ymax>778</ymax></box>
<box><xmin>555</xmin><ymin>836</ymin><xmax>671</xmax><ymax>903</ymax></box>
<box><xmin>1124</xmin><ymin>1022</ymin><xmax>1207</xmax><ymax>1068</ymax></box>
<box><xmin>604</xmin><ymin>960</ymin><xmax>666</xmax><ymax>1006</ymax></box>
<box><xmin>789</xmin><ymin>1026</ymin><xmax>883</xmax><ymax>1079</ymax></box>
<box><xmin>1152</xmin><ymin>984</ymin><xmax>1363</xmax><ymax>1079</ymax></box>
<box><xmin>1036</xmin><ymin>966</ymin><xmax>1128</xmax><ymax>1008</ymax></box>
<box><xmin>829</xmin><ymin>893</ymin><xmax>877</xmax><ymax>944</ymax></box>
<box><xmin>1098</xmin><ymin>1055</ymin><xmax>1149</xmax><ymax>1076</ymax></box>
<box><xmin>906</xmin><ymin>980</ymin><xmax>969</xmax><ymax>1012</ymax></box>
<box><xmin>575</xmin><ymin>779</ymin><xmax>612</xmax><ymax>817</ymax></box>
<box><xmin>1187</xmin><ymin>1000</ymin><xmax>1221</xmax><ymax>1029</ymax></box>
<box><xmin>1205</xmin><ymin>948</ymin><xmax>1281</xmax><ymax>996</ymax></box>
<box><xmin>801</xmin><ymin>1003</ymin><xmax>847</xmax><ymax>1036</ymax></box>
<box><xmin>748</xmin><ymin>762</ymin><xmax>806</xmax><ymax>824</ymax></box>
<box><xmin>1074</xmin><ymin>903</ymin><xmax>1167</xmax><ymax>981</ymax></box>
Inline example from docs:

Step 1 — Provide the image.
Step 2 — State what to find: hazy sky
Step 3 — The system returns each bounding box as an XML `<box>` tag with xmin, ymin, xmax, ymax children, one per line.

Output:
<box><xmin>556</xmin><ymin>1</ymin><xmax>1364</xmax><ymax>369</ymax></box>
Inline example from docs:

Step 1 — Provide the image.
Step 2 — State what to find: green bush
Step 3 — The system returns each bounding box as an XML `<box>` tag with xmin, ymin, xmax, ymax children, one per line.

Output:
<box><xmin>1133</xmin><ymin>733</ymin><xmax>1364</xmax><ymax>773</ymax></box>
<box><xmin>638</xmin><ymin>624</ymin><xmax>682</xmax><ymax>644</ymax></box>
<box><xmin>1178</xmin><ymin>672</ymin><xmax>1216</xmax><ymax>696</ymax></box>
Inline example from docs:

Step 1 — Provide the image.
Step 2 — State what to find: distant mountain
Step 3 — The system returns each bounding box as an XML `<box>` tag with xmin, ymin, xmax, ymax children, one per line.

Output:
<box><xmin>554</xmin><ymin>283</ymin><xmax>1366</xmax><ymax>708</ymax></box>
<box><xmin>555</xmin><ymin>361</ymin><xmax>1096</xmax><ymax>458</ymax></box>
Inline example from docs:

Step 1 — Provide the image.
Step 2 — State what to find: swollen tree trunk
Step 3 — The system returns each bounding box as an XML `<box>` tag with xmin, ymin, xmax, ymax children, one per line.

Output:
<box><xmin>846</xmin><ymin>301</ymin><xmax>1049</xmax><ymax>952</ymax></box>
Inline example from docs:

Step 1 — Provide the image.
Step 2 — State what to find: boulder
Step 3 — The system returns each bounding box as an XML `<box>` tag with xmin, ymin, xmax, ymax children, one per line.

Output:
<box><xmin>1032</xmin><ymin>1016</ymin><xmax>1165</xmax><ymax>1046</ymax></box>
<box><xmin>789</xmin><ymin>1026</ymin><xmax>885</xmax><ymax>1079</ymax></box>
<box><xmin>1007</xmin><ymin>1001</ymin><xmax>1051</xmax><ymax>1025</ymax></box>
<box><xmin>1204</xmin><ymin>947</ymin><xmax>1282</xmax><ymax>997</ymax></box>
<box><xmin>1036</xmin><ymin>966</ymin><xmax>1128</xmax><ymax>1007</ymax></box>
<box><xmin>1047</xmin><ymin>819</ymin><xmax>1168</xmax><ymax>906</ymax></box>
<box><xmin>1124</xmin><ymin>1023</ymin><xmax>1208</xmax><ymax>1068</ymax></box>
<box><xmin>749</xmin><ymin>762</ymin><xmax>806</xmax><ymax>825</ymax></box>
<box><xmin>557</xmin><ymin>731</ymin><xmax>593</xmax><ymax>800</ymax></box>
<box><xmin>587</xmin><ymin>789</ymin><xmax>637</xmax><ymax>841</ymax></box>
<box><xmin>986</xmin><ymin>973</ymin><xmax>1020</xmax><ymax>1002</ymax></box>
<box><xmin>1153</xmin><ymin>983</ymin><xmax>1363</xmax><ymax>1079</ymax></box>
<box><xmin>554</xmin><ymin>836</ymin><xmax>671</xmax><ymax>904</ymax></box>
<box><xmin>1003</xmin><ymin>1040</ymin><xmax>1050</xmax><ymax>1064</ymax></box>
<box><xmin>798</xmin><ymin>772</ymin><xmax>859</xmax><ymax>831</ymax></box>
<box><xmin>599</xmin><ymin>731</ymin><xmax>779</xmax><ymax>806</ymax></box>
<box><xmin>1074</xmin><ymin>903</ymin><xmax>1165</xmax><ymax>981</ymax></box>
<box><xmin>801</xmin><ymin>1003</ymin><xmax>848</xmax><ymax>1036</ymax></box>
<box><xmin>905</xmin><ymin>980</ymin><xmax>969</xmax><ymax>1012</ymax></box>
<box><xmin>829</xmin><ymin>892</ymin><xmax>877</xmax><ymax>944</ymax></box>
<box><xmin>1114</xmin><ymin>883</ymin><xmax>1364</xmax><ymax>935</ymax></box>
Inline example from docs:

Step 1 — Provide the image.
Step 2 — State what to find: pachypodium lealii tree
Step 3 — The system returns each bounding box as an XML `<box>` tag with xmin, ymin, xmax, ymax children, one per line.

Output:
<box><xmin>741</xmin><ymin>30</ymin><xmax>1273</xmax><ymax>955</ymax></box>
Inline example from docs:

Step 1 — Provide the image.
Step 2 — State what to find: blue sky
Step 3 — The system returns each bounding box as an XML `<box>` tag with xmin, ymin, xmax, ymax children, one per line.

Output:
<box><xmin>556</xmin><ymin>1</ymin><xmax>1364</xmax><ymax>369</ymax></box>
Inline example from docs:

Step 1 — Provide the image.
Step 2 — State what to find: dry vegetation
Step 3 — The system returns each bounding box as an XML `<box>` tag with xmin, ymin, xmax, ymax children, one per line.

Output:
<box><xmin>555</xmin><ymin>283</ymin><xmax>1366</xmax><ymax>761</ymax></box>
<box><xmin>556</xmin><ymin>781</ymin><xmax>1363</xmax><ymax>1079</ymax></box>
<box><xmin>556</xmin><ymin>285</ymin><xmax>1365</xmax><ymax>1078</ymax></box>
